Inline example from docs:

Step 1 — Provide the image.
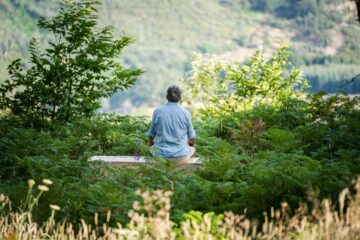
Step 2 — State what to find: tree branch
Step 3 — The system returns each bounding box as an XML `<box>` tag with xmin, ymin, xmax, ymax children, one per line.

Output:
<box><xmin>338</xmin><ymin>73</ymin><xmax>360</xmax><ymax>87</ymax></box>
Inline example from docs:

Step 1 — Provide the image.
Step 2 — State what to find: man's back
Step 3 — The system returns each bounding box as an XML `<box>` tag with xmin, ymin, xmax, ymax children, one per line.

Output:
<box><xmin>148</xmin><ymin>102</ymin><xmax>195</xmax><ymax>158</ymax></box>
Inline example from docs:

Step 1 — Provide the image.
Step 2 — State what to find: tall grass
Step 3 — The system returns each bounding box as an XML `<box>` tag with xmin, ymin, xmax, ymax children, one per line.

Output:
<box><xmin>1</xmin><ymin>178</ymin><xmax>360</xmax><ymax>239</ymax></box>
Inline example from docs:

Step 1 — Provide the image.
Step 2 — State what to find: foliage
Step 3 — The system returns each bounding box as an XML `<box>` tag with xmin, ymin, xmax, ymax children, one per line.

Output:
<box><xmin>0</xmin><ymin>26</ymin><xmax>359</xmax><ymax>236</ymax></box>
<box><xmin>302</xmin><ymin>64</ymin><xmax>360</xmax><ymax>93</ymax></box>
<box><xmin>0</xmin><ymin>0</ymin><xmax>142</xmax><ymax>125</ymax></box>
<box><xmin>299</xmin><ymin>93</ymin><xmax>360</xmax><ymax>158</ymax></box>
<box><xmin>183</xmin><ymin>44</ymin><xmax>309</xmax><ymax>111</ymax></box>
<box><xmin>327</xmin><ymin>27</ymin><xmax>360</xmax><ymax>64</ymax></box>
<box><xmin>0</xmin><ymin>114</ymin><xmax>150</xmax><ymax>224</ymax></box>
<box><xmin>250</xmin><ymin>0</ymin><xmax>342</xmax><ymax>20</ymax></box>
<box><xmin>0</xmin><ymin>0</ymin><xmax>358</xmax><ymax>237</ymax></box>
<box><xmin>241</xmin><ymin>151</ymin><xmax>321</xmax><ymax>215</ymax></box>
<box><xmin>225</xmin><ymin>45</ymin><xmax>309</xmax><ymax>109</ymax></box>
<box><xmin>2</xmin><ymin>179</ymin><xmax>360</xmax><ymax>239</ymax></box>
<box><xmin>182</xmin><ymin>45</ymin><xmax>360</xmax><ymax>219</ymax></box>
<box><xmin>180</xmin><ymin>53</ymin><xmax>229</xmax><ymax>106</ymax></box>
<box><xmin>250</xmin><ymin>0</ymin><xmax>318</xmax><ymax>18</ymax></box>
<box><xmin>1</xmin><ymin>88</ymin><xmax>359</xmax><ymax>225</ymax></box>
<box><xmin>1</xmin><ymin>0</ymin><xmax>359</xmax><ymax>111</ymax></box>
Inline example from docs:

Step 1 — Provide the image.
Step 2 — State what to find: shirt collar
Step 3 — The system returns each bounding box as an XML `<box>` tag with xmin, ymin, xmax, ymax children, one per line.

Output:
<box><xmin>166</xmin><ymin>102</ymin><xmax>178</xmax><ymax>105</ymax></box>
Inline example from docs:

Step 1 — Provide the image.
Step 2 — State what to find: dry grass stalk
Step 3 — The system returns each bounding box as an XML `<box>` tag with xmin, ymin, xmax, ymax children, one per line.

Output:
<box><xmin>1</xmin><ymin>178</ymin><xmax>360</xmax><ymax>239</ymax></box>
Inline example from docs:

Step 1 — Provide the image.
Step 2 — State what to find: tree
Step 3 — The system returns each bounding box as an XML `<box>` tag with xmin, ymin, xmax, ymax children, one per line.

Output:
<box><xmin>353</xmin><ymin>0</ymin><xmax>360</xmax><ymax>24</ymax></box>
<box><xmin>182</xmin><ymin>43</ymin><xmax>309</xmax><ymax>112</ymax></box>
<box><xmin>226</xmin><ymin>44</ymin><xmax>309</xmax><ymax>109</ymax></box>
<box><xmin>0</xmin><ymin>0</ymin><xmax>142</xmax><ymax>125</ymax></box>
<box><xmin>341</xmin><ymin>0</ymin><xmax>360</xmax><ymax>86</ymax></box>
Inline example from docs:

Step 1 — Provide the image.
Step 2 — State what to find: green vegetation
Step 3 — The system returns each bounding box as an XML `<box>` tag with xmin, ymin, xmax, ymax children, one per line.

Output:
<box><xmin>0</xmin><ymin>1</ymin><xmax>141</xmax><ymax>125</ymax></box>
<box><xmin>0</xmin><ymin>0</ymin><xmax>359</xmax><ymax>112</ymax></box>
<box><xmin>0</xmin><ymin>1</ymin><xmax>359</xmax><ymax>239</ymax></box>
<box><xmin>302</xmin><ymin>64</ymin><xmax>360</xmax><ymax>92</ymax></box>
<box><xmin>182</xmin><ymin>43</ymin><xmax>309</xmax><ymax>110</ymax></box>
<box><xmin>2</xmin><ymin>180</ymin><xmax>360</xmax><ymax>239</ymax></box>
<box><xmin>1</xmin><ymin>41</ymin><xmax>359</xmax><ymax>229</ymax></box>
<box><xmin>1</xmin><ymin>91</ymin><xmax>359</xmax><ymax>227</ymax></box>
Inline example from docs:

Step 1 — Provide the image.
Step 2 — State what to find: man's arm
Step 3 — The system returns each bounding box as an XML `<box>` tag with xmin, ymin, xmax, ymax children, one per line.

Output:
<box><xmin>148</xmin><ymin>136</ymin><xmax>155</xmax><ymax>146</ymax></box>
<box><xmin>188</xmin><ymin>138</ymin><xmax>195</xmax><ymax>146</ymax></box>
<box><xmin>186</xmin><ymin>110</ymin><xmax>196</xmax><ymax>146</ymax></box>
<box><xmin>148</xmin><ymin>110</ymin><xmax>157</xmax><ymax>146</ymax></box>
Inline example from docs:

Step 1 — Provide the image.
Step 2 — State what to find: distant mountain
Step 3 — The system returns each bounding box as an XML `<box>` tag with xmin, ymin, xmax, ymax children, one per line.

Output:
<box><xmin>1</xmin><ymin>0</ymin><xmax>359</xmax><ymax>113</ymax></box>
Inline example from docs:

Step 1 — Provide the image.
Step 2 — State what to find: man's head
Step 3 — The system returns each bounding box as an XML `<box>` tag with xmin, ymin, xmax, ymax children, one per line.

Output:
<box><xmin>166</xmin><ymin>85</ymin><xmax>182</xmax><ymax>103</ymax></box>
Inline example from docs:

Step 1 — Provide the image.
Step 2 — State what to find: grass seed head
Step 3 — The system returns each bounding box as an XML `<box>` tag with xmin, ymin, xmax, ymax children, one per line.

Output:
<box><xmin>42</xmin><ymin>179</ymin><xmax>53</xmax><ymax>185</ymax></box>
<box><xmin>38</xmin><ymin>185</ymin><xmax>49</xmax><ymax>192</ymax></box>
<box><xmin>50</xmin><ymin>204</ymin><xmax>61</xmax><ymax>211</ymax></box>
<box><xmin>0</xmin><ymin>194</ymin><xmax>5</xmax><ymax>202</ymax></box>
<box><xmin>27</xmin><ymin>179</ymin><xmax>35</xmax><ymax>188</ymax></box>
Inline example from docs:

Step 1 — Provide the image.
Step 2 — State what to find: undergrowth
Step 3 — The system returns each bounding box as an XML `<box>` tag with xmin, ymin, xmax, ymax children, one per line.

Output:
<box><xmin>0</xmin><ymin>93</ymin><xmax>359</xmax><ymax>228</ymax></box>
<box><xmin>1</xmin><ymin>177</ymin><xmax>360</xmax><ymax>239</ymax></box>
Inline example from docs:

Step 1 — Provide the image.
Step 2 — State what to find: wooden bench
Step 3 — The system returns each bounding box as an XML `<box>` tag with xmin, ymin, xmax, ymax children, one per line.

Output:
<box><xmin>89</xmin><ymin>156</ymin><xmax>202</xmax><ymax>166</ymax></box>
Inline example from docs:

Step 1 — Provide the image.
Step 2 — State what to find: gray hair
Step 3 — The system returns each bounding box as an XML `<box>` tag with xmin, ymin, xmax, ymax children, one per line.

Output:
<box><xmin>166</xmin><ymin>85</ymin><xmax>182</xmax><ymax>103</ymax></box>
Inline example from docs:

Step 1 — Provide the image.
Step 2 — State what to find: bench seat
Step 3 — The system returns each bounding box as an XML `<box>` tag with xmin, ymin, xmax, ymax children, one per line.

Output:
<box><xmin>89</xmin><ymin>156</ymin><xmax>202</xmax><ymax>166</ymax></box>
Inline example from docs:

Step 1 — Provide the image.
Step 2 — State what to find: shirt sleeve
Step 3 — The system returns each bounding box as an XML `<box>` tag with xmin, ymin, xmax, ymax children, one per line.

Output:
<box><xmin>186</xmin><ymin>111</ymin><xmax>196</xmax><ymax>139</ymax></box>
<box><xmin>148</xmin><ymin>110</ymin><xmax>157</xmax><ymax>137</ymax></box>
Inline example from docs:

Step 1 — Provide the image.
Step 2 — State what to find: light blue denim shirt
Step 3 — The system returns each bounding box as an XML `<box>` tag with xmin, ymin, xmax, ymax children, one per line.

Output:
<box><xmin>148</xmin><ymin>102</ymin><xmax>196</xmax><ymax>158</ymax></box>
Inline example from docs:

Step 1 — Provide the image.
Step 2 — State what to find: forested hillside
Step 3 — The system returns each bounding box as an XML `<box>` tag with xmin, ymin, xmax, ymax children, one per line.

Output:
<box><xmin>0</xmin><ymin>0</ymin><xmax>359</xmax><ymax>113</ymax></box>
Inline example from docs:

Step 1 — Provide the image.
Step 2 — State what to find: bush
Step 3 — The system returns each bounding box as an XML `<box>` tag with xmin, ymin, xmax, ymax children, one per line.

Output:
<box><xmin>0</xmin><ymin>114</ymin><xmax>150</xmax><ymax>224</ymax></box>
<box><xmin>182</xmin><ymin>44</ymin><xmax>309</xmax><ymax>112</ymax></box>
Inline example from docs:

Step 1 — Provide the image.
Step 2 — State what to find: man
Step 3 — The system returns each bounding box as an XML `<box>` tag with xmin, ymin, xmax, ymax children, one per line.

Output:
<box><xmin>148</xmin><ymin>85</ymin><xmax>196</xmax><ymax>162</ymax></box>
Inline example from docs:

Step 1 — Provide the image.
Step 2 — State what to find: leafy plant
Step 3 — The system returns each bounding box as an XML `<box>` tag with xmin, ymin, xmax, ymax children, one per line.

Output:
<box><xmin>0</xmin><ymin>0</ymin><xmax>142</xmax><ymax>125</ymax></box>
<box><xmin>183</xmin><ymin>43</ymin><xmax>309</xmax><ymax>113</ymax></box>
<box><xmin>259</xmin><ymin>128</ymin><xmax>304</xmax><ymax>153</ymax></box>
<box><xmin>225</xmin><ymin>44</ymin><xmax>308</xmax><ymax>111</ymax></box>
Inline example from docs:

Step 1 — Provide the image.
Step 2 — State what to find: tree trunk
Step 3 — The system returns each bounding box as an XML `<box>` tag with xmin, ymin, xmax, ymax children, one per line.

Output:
<box><xmin>356</xmin><ymin>0</ymin><xmax>360</xmax><ymax>24</ymax></box>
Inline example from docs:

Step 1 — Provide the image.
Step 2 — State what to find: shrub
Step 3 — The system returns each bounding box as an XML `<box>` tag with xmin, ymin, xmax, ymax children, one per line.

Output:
<box><xmin>182</xmin><ymin>43</ymin><xmax>309</xmax><ymax>113</ymax></box>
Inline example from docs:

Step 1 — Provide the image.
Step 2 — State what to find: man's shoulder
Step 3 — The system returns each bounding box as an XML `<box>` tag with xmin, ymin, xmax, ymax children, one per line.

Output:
<box><xmin>152</xmin><ymin>104</ymin><xmax>169</xmax><ymax>116</ymax></box>
<box><xmin>154</xmin><ymin>104</ymin><xmax>167</xmax><ymax>112</ymax></box>
<box><xmin>181</xmin><ymin>106</ymin><xmax>191</xmax><ymax>116</ymax></box>
<box><xmin>154</xmin><ymin>103</ymin><xmax>191</xmax><ymax>116</ymax></box>
<box><xmin>173</xmin><ymin>104</ymin><xmax>191</xmax><ymax>115</ymax></box>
